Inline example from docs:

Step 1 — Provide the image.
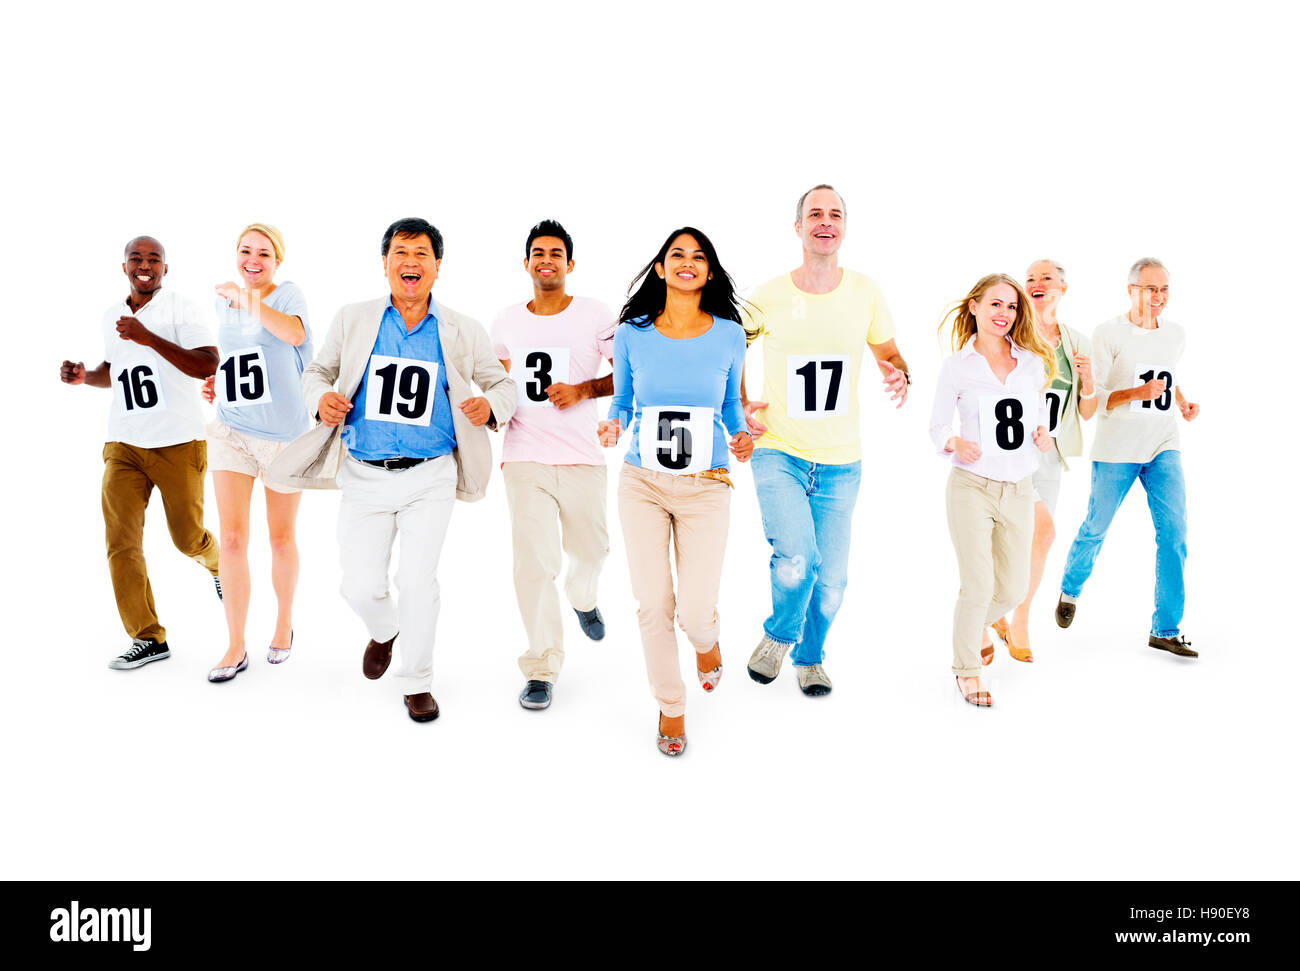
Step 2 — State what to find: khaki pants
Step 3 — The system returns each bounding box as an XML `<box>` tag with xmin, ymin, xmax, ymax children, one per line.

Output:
<box><xmin>102</xmin><ymin>440</ymin><xmax>221</xmax><ymax>643</ymax></box>
<box><xmin>504</xmin><ymin>462</ymin><xmax>609</xmax><ymax>683</ymax></box>
<box><xmin>618</xmin><ymin>462</ymin><xmax>730</xmax><ymax>718</ymax></box>
<box><xmin>946</xmin><ymin>468</ymin><xmax>1034</xmax><ymax>677</ymax></box>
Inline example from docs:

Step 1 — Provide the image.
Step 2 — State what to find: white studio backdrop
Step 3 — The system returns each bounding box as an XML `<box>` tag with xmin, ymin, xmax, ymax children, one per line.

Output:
<box><xmin>2</xmin><ymin>1</ymin><xmax>1296</xmax><ymax>880</ymax></box>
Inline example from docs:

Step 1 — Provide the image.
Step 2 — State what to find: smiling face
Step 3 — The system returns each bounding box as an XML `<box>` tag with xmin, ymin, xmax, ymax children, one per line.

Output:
<box><xmin>526</xmin><ymin>235</ymin><xmax>572</xmax><ymax>292</ymax></box>
<box><xmin>656</xmin><ymin>234</ymin><xmax>710</xmax><ymax>294</ymax></box>
<box><xmin>1024</xmin><ymin>260</ymin><xmax>1067</xmax><ymax>317</ymax></box>
<box><xmin>797</xmin><ymin>188</ymin><xmax>846</xmax><ymax>257</ymax></box>
<box><xmin>970</xmin><ymin>282</ymin><xmax>1020</xmax><ymax>341</ymax></box>
<box><xmin>122</xmin><ymin>236</ymin><xmax>167</xmax><ymax>296</ymax></box>
<box><xmin>1128</xmin><ymin>265</ymin><xmax>1169</xmax><ymax>319</ymax></box>
<box><xmin>384</xmin><ymin>232</ymin><xmax>440</xmax><ymax>304</ymax></box>
<box><xmin>237</xmin><ymin>230</ymin><xmax>279</xmax><ymax>289</ymax></box>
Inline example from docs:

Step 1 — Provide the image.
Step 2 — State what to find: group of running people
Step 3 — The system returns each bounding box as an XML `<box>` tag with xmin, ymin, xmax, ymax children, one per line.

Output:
<box><xmin>59</xmin><ymin>184</ymin><xmax>1198</xmax><ymax>755</ymax></box>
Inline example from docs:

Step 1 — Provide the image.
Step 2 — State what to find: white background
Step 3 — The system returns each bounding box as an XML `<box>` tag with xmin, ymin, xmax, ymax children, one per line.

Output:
<box><xmin>3</xmin><ymin>0</ymin><xmax>1295</xmax><ymax>880</ymax></box>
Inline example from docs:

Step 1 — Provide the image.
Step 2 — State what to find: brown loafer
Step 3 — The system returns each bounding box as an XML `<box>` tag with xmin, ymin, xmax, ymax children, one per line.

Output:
<box><xmin>403</xmin><ymin>692</ymin><xmax>439</xmax><ymax>722</ymax></box>
<box><xmin>1149</xmin><ymin>633</ymin><xmax>1197</xmax><ymax>658</ymax></box>
<box><xmin>1055</xmin><ymin>594</ymin><xmax>1076</xmax><ymax>628</ymax></box>
<box><xmin>363</xmin><ymin>633</ymin><xmax>396</xmax><ymax>680</ymax></box>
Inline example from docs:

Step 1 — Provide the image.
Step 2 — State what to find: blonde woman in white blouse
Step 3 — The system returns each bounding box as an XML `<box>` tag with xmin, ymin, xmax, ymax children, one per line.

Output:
<box><xmin>929</xmin><ymin>274</ymin><xmax>1056</xmax><ymax>707</ymax></box>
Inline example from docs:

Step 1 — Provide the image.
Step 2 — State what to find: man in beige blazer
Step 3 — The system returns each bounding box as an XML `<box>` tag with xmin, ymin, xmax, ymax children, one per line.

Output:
<box><xmin>271</xmin><ymin>217</ymin><xmax>516</xmax><ymax>722</ymax></box>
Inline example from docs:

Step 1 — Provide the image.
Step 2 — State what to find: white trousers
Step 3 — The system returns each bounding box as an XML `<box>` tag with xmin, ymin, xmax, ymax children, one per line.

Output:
<box><xmin>337</xmin><ymin>454</ymin><xmax>457</xmax><ymax>695</ymax></box>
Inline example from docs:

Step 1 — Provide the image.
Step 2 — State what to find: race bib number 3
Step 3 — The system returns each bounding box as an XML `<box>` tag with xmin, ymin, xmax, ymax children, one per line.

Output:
<box><xmin>1044</xmin><ymin>389</ymin><xmax>1064</xmax><ymax>438</ymax></box>
<box><xmin>115</xmin><ymin>363</ymin><xmax>166</xmax><ymax>414</ymax></box>
<box><xmin>1131</xmin><ymin>363</ymin><xmax>1174</xmax><ymax>413</ymax></box>
<box><xmin>978</xmin><ymin>393</ymin><xmax>1035</xmax><ymax>453</ymax></box>
<box><xmin>218</xmin><ymin>347</ymin><xmax>272</xmax><ymax>407</ymax></box>
<box><xmin>513</xmin><ymin>346</ymin><xmax>570</xmax><ymax>408</ymax></box>
<box><xmin>787</xmin><ymin>354</ymin><xmax>849</xmax><ymax>418</ymax></box>
<box><xmin>638</xmin><ymin>406</ymin><xmax>714</xmax><ymax>475</ymax></box>
<box><xmin>364</xmin><ymin>354</ymin><xmax>438</xmax><ymax>426</ymax></box>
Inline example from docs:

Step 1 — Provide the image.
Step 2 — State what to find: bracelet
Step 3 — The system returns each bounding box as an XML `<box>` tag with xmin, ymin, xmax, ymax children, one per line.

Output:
<box><xmin>1080</xmin><ymin>388</ymin><xmax>1097</xmax><ymax>400</ymax></box>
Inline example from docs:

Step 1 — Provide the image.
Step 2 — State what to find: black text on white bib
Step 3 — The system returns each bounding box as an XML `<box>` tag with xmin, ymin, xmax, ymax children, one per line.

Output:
<box><xmin>513</xmin><ymin>346</ymin><xmax>570</xmax><ymax>408</ymax></box>
<box><xmin>639</xmin><ymin>406</ymin><xmax>714</xmax><ymax>475</ymax></box>
<box><xmin>115</xmin><ymin>364</ymin><xmax>166</xmax><ymax>414</ymax></box>
<box><xmin>978</xmin><ymin>393</ymin><xmax>1035</xmax><ymax>452</ymax></box>
<box><xmin>218</xmin><ymin>347</ymin><xmax>272</xmax><ymax>407</ymax></box>
<box><xmin>364</xmin><ymin>354</ymin><xmax>438</xmax><ymax>427</ymax></box>
<box><xmin>1131</xmin><ymin>362</ymin><xmax>1174</xmax><ymax>413</ymax></box>
<box><xmin>786</xmin><ymin>354</ymin><xmax>849</xmax><ymax>418</ymax></box>
<box><xmin>1044</xmin><ymin>389</ymin><xmax>1064</xmax><ymax>438</ymax></box>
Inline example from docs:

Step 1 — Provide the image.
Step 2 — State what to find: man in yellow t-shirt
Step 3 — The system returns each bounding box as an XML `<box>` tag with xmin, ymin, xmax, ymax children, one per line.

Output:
<box><xmin>742</xmin><ymin>185</ymin><xmax>910</xmax><ymax>697</ymax></box>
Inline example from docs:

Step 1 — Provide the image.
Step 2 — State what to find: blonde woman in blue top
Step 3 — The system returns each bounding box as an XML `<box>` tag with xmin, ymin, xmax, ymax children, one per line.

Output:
<box><xmin>597</xmin><ymin>228</ymin><xmax>753</xmax><ymax>756</ymax></box>
<box><xmin>202</xmin><ymin>223</ymin><xmax>313</xmax><ymax>682</ymax></box>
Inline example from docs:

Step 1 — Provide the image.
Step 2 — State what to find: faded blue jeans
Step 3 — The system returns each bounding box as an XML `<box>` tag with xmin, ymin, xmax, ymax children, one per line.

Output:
<box><xmin>751</xmin><ymin>449</ymin><xmax>861</xmax><ymax>666</ymax></box>
<box><xmin>1061</xmin><ymin>449</ymin><xmax>1187</xmax><ymax>637</ymax></box>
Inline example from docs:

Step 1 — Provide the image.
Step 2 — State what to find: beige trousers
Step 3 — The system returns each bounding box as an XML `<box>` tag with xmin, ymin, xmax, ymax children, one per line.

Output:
<box><xmin>503</xmin><ymin>462</ymin><xmax>609</xmax><ymax>683</ymax></box>
<box><xmin>946</xmin><ymin>468</ymin><xmax>1034</xmax><ymax>677</ymax></box>
<box><xmin>617</xmin><ymin>462</ymin><xmax>730</xmax><ymax>717</ymax></box>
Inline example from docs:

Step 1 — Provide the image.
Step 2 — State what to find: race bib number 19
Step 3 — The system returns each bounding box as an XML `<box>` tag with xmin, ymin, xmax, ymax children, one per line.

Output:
<box><xmin>1131</xmin><ymin>363</ymin><xmax>1174</xmax><ymax>413</ymax></box>
<box><xmin>639</xmin><ymin>406</ymin><xmax>714</xmax><ymax>475</ymax></box>
<box><xmin>513</xmin><ymin>346</ymin><xmax>570</xmax><ymax>408</ymax></box>
<box><xmin>978</xmin><ymin>393</ymin><xmax>1035</xmax><ymax>453</ymax></box>
<box><xmin>787</xmin><ymin>354</ymin><xmax>849</xmax><ymax>418</ymax></box>
<box><xmin>218</xmin><ymin>347</ymin><xmax>272</xmax><ymax>407</ymax></box>
<box><xmin>364</xmin><ymin>354</ymin><xmax>438</xmax><ymax>426</ymax></box>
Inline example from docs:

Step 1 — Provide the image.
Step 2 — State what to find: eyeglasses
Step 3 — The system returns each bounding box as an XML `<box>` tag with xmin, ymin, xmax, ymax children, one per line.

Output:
<box><xmin>1129</xmin><ymin>285</ymin><xmax>1169</xmax><ymax>296</ymax></box>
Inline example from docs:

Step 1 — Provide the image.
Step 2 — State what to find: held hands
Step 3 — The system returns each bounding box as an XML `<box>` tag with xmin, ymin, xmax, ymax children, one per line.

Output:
<box><xmin>1072</xmin><ymin>352</ymin><xmax>1094</xmax><ymax>395</ymax></box>
<box><xmin>545</xmin><ymin>382</ymin><xmax>583</xmax><ymax>410</ymax></box>
<box><xmin>946</xmin><ymin>437</ymin><xmax>982</xmax><ymax>463</ymax></box>
<box><xmin>115</xmin><ymin>315</ymin><xmax>153</xmax><ymax>346</ymax></box>
<box><xmin>729</xmin><ymin>430</ymin><xmax>754</xmax><ymax>462</ymax></box>
<box><xmin>318</xmin><ymin>391</ymin><xmax>353</xmax><ymax>427</ymax></box>
<box><xmin>879</xmin><ymin>361</ymin><xmax>908</xmax><ymax>407</ymax></box>
<box><xmin>201</xmin><ymin>375</ymin><xmax>216</xmax><ymax>404</ymax></box>
<box><xmin>1179</xmin><ymin>399</ymin><xmax>1200</xmax><ymax>421</ymax></box>
<box><xmin>60</xmin><ymin>360</ymin><xmax>86</xmax><ymax>385</ymax></box>
<box><xmin>743</xmin><ymin>400</ymin><xmax>768</xmax><ymax>438</ymax></box>
<box><xmin>459</xmin><ymin>396</ymin><xmax>491</xmax><ymax>426</ymax></box>
<box><xmin>1033</xmin><ymin>425</ymin><xmax>1051</xmax><ymax>452</ymax></box>
<box><xmin>596</xmin><ymin>419</ymin><xmax>621</xmax><ymax>447</ymax></box>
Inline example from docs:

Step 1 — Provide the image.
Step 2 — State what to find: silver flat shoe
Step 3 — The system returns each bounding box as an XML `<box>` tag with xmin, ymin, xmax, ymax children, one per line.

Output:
<box><xmin>267</xmin><ymin>630</ymin><xmax>294</xmax><ymax>664</ymax></box>
<box><xmin>208</xmin><ymin>654</ymin><xmax>249</xmax><ymax>683</ymax></box>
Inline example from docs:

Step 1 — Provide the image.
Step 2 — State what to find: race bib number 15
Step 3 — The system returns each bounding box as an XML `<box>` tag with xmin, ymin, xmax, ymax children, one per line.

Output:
<box><xmin>218</xmin><ymin>347</ymin><xmax>272</xmax><ymax>407</ymax></box>
<box><xmin>364</xmin><ymin>355</ymin><xmax>439</xmax><ymax>426</ymax></box>
<box><xmin>638</xmin><ymin>406</ymin><xmax>714</xmax><ymax>475</ymax></box>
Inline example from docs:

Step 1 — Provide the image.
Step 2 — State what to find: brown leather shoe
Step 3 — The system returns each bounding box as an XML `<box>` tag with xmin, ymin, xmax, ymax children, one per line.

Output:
<box><xmin>363</xmin><ymin>633</ymin><xmax>396</xmax><ymax>680</ymax></box>
<box><xmin>403</xmin><ymin>692</ymin><xmax>439</xmax><ymax>722</ymax></box>
<box><xmin>1149</xmin><ymin>633</ymin><xmax>1197</xmax><ymax>658</ymax></box>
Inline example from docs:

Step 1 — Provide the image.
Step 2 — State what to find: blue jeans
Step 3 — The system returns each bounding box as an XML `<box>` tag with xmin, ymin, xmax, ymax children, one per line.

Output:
<box><xmin>751</xmin><ymin>449</ymin><xmax>861</xmax><ymax>666</ymax></box>
<box><xmin>1060</xmin><ymin>449</ymin><xmax>1187</xmax><ymax>637</ymax></box>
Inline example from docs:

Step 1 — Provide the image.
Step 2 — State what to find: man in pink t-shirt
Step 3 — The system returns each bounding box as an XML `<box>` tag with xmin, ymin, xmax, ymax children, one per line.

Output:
<box><xmin>491</xmin><ymin>220</ymin><xmax>616</xmax><ymax>710</ymax></box>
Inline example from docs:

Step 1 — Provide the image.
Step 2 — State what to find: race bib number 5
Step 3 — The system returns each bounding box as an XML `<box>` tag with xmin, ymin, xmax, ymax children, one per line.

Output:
<box><xmin>787</xmin><ymin>354</ymin><xmax>849</xmax><ymax>418</ymax></box>
<box><xmin>513</xmin><ymin>346</ymin><xmax>570</xmax><ymax>408</ymax></box>
<box><xmin>364</xmin><ymin>354</ymin><xmax>438</xmax><ymax>426</ymax></box>
<box><xmin>1131</xmin><ymin>363</ymin><xmax>1174</xmax><ymax>413</ymax></box>
<box><xmin>115</xmin><ymin>363</ymin><xmax>166</xmax><ymax>414</ymax></box>
<box><xmin>638</xmin><ymin>406</ymin><xmax>714</xmax><ymax>475</ymax></box>
<box><xmin>218</xmin><ymin>347</ymin><xmax>272</xmax><ymax>407</ymax></box>
<box><xmin>978</xmin><ymin>393</ymin><xmax>1035</xmax><ymax>452</ymax></box>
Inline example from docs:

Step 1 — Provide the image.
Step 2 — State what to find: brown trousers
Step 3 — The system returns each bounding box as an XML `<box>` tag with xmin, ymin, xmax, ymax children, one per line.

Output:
<box><xmin>102</xmin><ymin>440</ymin><xmax>220</xmax><ymax>642</ymax></box>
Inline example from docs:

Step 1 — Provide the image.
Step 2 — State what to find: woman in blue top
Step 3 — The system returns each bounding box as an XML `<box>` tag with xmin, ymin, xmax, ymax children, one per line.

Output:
<box><xmin>597</xmin><ymin>227</ymin><xmax>753</xmax><ymax>756</ymax></box>
<box><xmin>202</xmin><ymin>223</ymin><xmax>314</xmax><ymax>682</ymax></box>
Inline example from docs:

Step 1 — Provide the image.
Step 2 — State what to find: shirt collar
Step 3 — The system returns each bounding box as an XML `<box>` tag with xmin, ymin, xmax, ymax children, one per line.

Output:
<box><xmin>385</xmin><ymin>294</ymin><xmax>439</xmax><ymax>331</ymax></box>
<box><xmin>958</xmin><ymin>335</ymin><xmax>1027</xmax><ymax>360</ymax></box>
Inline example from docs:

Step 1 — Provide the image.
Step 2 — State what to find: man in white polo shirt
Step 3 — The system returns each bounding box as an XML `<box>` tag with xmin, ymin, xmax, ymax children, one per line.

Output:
<box><xmin>1056</xmin><ymin>257</ymin><xmax>1200</xmax><ymax>657</ymax></box>
<box><xmin>60</xmin><ymin>236</ymin><xmax>222</xmax><ymax>670</ymax></box>
<box><xmin>491</xmin><ymin>220</ymin><xmax>616</xmax><ymax>710</ymax></box>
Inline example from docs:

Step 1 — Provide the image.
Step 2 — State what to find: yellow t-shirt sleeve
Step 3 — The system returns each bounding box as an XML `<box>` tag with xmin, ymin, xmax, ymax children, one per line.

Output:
<box><xmin>865</xmin><ymin>279</ymin><xmax>896</xmax><ymax>345</ymax></box>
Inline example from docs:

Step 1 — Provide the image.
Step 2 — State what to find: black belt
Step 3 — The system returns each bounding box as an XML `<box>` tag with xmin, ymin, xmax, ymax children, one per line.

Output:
<box><xmin>359</xmin><ymin>457</ymin><xmax>433</xmax><ymax>471</ymax></box>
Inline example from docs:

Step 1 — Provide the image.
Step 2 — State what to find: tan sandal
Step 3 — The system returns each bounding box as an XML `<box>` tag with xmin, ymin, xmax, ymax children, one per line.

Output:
<box><xmin>992</xmin><ymin>618</ymin><xmax>1033</xmax><ymax>663</ymax></box>
<box><xmin>696</xmin><ymin>643</ymin><xmax>722</xmax><ymax>692</ymax></box>
<box><xmin>956</xmin><ymin>676</ymin><xmax>994</xmax><ymax>708</ymax></box>
<box><xmin>657</xmin><ymin>714</ymin><xmax>687</xmax><ymax>756</ymax></box>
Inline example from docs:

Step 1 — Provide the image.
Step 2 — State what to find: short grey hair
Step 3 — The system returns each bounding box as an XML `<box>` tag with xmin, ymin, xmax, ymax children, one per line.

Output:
<box><xmin>796</xmin><ymin>184</ymin><xmax>846</xmax><ymax>223</ymax></box>
<box><xmin>1026</xmin><ymin>258</ymin><xmax>1066</xmax><ymax>283</ymax></box>
<box><xmin>1128</xmin><ymin>257</ymin><xmax>1169</xmax><ymax>284</ymax></box>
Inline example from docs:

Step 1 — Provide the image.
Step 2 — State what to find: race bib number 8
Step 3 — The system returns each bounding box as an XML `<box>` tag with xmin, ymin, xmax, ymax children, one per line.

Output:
<box><xmin>1131</xmin><ymin>363</ymin><xmax>1174</xmax><ymax>413</ymax></box>
<box><xmin>115</xmin><ymin>364</ymin><xmax>166</xmax><ymax>414</ymax></box>
<box><xmin>978</xmin><ymin>393</ymin><xmax>1035</xmax><ymax>453</ymax></box>
<box><xmin>638</xmin><ymin>406</ymin><xmax>714</xmax><ymax>475</ymax></box>
<box><xmin>513</xmin><ymin>346</ymin><xmax>570</xmax><ymax>408</ymax></box>
<box><xmin>1044</xmin><ymin>389</ymin><xmax>1064</xmax><ymax>438</ymax></box>
<box><xmin>364</xmin><ymin>354</ymin><xmax>439</xmax><ymax>426</ymax></box>
<box><xmin>787</xmin><ymin>354</ymin><xmax>849</xmax><ymax>418</ymax></box>
<box><xmin>218</xmin><ymin>347</ymin><xmax>272</xmax><ymax>407</ymax></box>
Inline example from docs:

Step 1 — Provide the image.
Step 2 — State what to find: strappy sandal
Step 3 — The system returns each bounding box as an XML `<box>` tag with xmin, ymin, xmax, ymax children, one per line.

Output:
<box><xmin>696</xmin><ymin>643</ymin><xmax>722</xmax><ymax>692</ymax></box>
<box><xmin>956</xmin><ymin>676</ymin><xmax>994</xmax><ymax>708</ymax></box>
<box><xmin>657</xmin><ymin>714</ymin><xmax>687</xmax><ymax>756</ymax></box>
<box><xmin>991</xmin><ymin>618</ymin><xmax>1033</xmax><ymax>663</ymax></box>
<box><xmin>980</xmin><ymin>644</ymin><xmax>995</xmax><ymax>666</ymax></box>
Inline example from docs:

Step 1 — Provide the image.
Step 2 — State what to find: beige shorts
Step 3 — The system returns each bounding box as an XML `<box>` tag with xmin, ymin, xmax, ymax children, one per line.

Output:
<box><xmin>206</xmin><ymin>420</ymin><xmax>300</xmax><ymax>493</ymax></box>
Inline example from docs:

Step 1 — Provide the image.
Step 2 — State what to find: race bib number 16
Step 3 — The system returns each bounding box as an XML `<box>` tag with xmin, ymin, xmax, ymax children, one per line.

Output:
<box><xmin>638</xmin><ymin>406</ymin><xmax>714</xmax><ymax>475</ymax></box>
<box><xmin>364</xmin><ymin>355</ymin><xmax>439</xmax><ymax>426</ymax></box>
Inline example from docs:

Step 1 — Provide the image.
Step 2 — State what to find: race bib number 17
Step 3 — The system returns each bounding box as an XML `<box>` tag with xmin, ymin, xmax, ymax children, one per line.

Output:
<box><xmin>638</xmin><ymin>406</ymin><xmax>714</xmax><ymax>475</ymax></box>
<box><xmin>786</xmin><ymin>354</ymin><xmax>849</xmax><ymax>418</ymax></box>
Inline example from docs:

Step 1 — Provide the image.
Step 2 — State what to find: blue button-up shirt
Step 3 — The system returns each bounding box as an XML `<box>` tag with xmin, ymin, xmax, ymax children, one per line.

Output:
<box><xmin>342</xmin><ymin>297</ymin><xmax>458</xmax><ymax>460</ymax></box>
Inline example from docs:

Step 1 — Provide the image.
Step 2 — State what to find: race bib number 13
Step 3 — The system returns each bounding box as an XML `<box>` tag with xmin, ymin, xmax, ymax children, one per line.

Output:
<box><xmin>787</xmin><ymin>354</ymin><xmax>849</xmax><ymax>418</ymax></box>
<box><xmin>638</xmin><ymin>406</ymin><xmax>714</xmax><ymax>475</ymax></box>
<box><xmin>513</xmin><ymin>346</ymin><xmax>570</xmax><ymax>408</ymax></box>
<box><xmin>978</xmin><ymin>393</ymin><xmax>1035</xmax><ymax>453</ymax></box>
<box><xmin>1131</xmin><ymin>363</ymin><xmax>1174</xmax><ymax>413</ymax></box>
<box><xmin>364</xmin><ymin>355</ymin><xmax>439</xmax><ymax>426</ymax></box>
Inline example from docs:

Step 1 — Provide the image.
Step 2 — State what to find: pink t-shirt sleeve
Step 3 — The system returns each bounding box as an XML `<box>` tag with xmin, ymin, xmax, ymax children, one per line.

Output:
<box><xmin>593</xmin><ymin>302</ymin><xmax>617</xmax><ymax>360</ymax></box>
<box><xmin>490</xmin><ymin>312</ymin><xmax>512</xmax><ymax>362</ymax></box>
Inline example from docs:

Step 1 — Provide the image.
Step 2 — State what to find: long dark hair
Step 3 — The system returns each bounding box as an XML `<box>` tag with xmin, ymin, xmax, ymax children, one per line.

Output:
<box><xmin>619</xmin><ymin>226</ymin><xmax>755</xmax><ymax>339</ymax></box>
